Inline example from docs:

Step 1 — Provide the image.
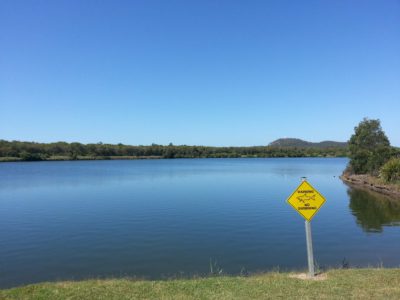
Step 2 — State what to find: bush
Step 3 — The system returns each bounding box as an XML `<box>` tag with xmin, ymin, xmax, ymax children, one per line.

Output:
<box><xmin>19</xmin><ymin>151</ymin><xmax>45</xmax><ymax>161</ymax></box>
<box><xmin>380</xmin><ymin>158</ymin><xmax>400</xmax><ymax>183</ymax></box>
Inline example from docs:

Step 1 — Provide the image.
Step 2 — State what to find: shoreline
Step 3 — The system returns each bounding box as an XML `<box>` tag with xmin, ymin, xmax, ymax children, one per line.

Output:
<box><xmin>340</xmin><ymin>173</ymin><xmax>400</xmax><ymax>199</ymax></box>
<box><xmin>0</xmin><ymin>156</ymin><xmax>163</xmax><ymax>163</ymax></box>
<box><xmin>0</xmin><ymin>155</ymin><xmax>347</xmax><ymax>163</ymax></box>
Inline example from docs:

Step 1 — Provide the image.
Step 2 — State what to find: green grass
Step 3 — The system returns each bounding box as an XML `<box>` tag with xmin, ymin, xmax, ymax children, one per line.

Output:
<box><xmin>1</xmin><ymin>269</ymin><xmax>400</xmax><ymax>299</ymax></box>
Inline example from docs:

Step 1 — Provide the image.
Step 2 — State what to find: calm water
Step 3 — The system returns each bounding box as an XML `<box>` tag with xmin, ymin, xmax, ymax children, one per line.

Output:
<box><xmin>1</xmin><ymin>158</ymin><xmax>400</xmax><ymax>288</ymax></box>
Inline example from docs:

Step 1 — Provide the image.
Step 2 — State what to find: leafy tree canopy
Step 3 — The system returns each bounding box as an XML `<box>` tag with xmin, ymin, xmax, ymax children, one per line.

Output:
<box><xmin>348</xmin><ymin>118</ymin><xmax>391</xmax><ymax>175</ymax></box>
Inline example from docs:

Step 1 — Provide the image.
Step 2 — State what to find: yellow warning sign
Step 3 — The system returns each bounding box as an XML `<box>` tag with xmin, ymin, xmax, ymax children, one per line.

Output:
<box><xmin>287</xmin><ymin>180</ymin><xmax>326</xmax><ymax>221</ymax></box>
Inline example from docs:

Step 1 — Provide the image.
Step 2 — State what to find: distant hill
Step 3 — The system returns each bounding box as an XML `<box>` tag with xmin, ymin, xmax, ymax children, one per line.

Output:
<box><xmin>268</xmin><ymin>138</ymin><xmax>347</xmax><ymax>148</ymax></box>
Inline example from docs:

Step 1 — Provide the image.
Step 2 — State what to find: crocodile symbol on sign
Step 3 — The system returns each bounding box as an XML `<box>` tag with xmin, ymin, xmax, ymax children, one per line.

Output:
<box><xmin>297</xmin><ymin>194</ymin><xmax>316</xmax><ymax>206</ymax></box>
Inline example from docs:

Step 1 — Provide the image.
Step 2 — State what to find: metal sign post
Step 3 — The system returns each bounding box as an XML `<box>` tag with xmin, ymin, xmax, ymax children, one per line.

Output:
<box><xmin>305</xmin><ymin>220</ymin><xmax>315</xmax><ymax>277</ymax></box>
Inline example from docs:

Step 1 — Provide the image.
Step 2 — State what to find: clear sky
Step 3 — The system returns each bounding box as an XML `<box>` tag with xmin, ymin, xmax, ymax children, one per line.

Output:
<box><xmin>1</xmin><ymin>0</ymin><xmax>399</xmax><ymax>146</ymax></box>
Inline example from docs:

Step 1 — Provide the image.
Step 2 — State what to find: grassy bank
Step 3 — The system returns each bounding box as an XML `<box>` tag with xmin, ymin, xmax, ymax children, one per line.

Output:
<box><xmin>2</xmin><ymin>269</ymin><xmax>400</xmax><ymax>299</ymax></box>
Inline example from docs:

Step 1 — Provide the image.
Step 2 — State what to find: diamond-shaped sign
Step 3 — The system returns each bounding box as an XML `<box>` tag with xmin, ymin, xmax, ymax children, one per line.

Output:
<box><xmin>287</xmin><ymin>181</ymin><xmax>326</xmax><ymax>221</ymax></box>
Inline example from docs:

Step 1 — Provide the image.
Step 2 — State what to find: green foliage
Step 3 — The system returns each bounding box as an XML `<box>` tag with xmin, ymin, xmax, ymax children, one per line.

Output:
<box><xmin>0</xmin><ymin>139</ymin><xmax>349</xmax><ymax>161</ymax></box>
<box><xmin>19</xmin><ymin>151</ymin><xmax>46</xmax><ymax>161</ymax></box>
<box><xmin>380</xmin><ymin>158</ymin><xmax>400</xmax><ymax>183</ymax></box>
<box><xmin>348</xmin><ymin>118</ymin><xmax>391</xmax><ymax>175</ymax></box>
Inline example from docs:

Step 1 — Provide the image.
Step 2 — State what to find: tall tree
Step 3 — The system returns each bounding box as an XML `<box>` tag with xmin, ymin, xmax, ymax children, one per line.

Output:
<box><xmin>348</xmin><ymin>118</ymin><xmax>391</xmax><ymax>174</ymax></box>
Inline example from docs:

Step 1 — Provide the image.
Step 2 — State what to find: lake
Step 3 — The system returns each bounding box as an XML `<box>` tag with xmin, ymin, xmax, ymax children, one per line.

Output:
<box><xmin>1</xmin><ymin>158</ymin><xmax>400</xmax><ymax>288</ymax></box>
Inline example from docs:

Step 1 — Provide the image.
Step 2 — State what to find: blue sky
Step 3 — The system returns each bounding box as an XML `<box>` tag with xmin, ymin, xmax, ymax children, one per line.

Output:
<box><xmin>1</xmin><ymin>0</ymin><xmax>399</xmax><ymax>146</ymax></box>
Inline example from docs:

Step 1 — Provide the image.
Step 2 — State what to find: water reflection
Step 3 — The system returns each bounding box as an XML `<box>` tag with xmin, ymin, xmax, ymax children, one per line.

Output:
<box><xmin>347</xmin><ymin>187</ymin><xmax>400</xmax><ymax>232</ymax></box>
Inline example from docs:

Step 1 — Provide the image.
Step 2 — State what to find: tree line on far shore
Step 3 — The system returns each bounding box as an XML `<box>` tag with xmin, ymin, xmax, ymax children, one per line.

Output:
<box><xmin>0</xmin><ymin>140</ymin><xmax>349</xmax><ymax>161</ymax></box>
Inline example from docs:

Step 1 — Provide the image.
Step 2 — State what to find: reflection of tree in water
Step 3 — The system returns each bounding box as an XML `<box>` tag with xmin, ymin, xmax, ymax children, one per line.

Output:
<box><xmin>348</xmin><ymin>187</ymin><xmax>400</xmax><ymax>232</ymax></box>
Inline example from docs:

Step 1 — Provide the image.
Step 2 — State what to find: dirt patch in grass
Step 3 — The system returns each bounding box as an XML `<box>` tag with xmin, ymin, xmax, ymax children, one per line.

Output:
<box><xmin>288</xmin><ymin>272</ymin><xmax>328</xmax><ymax>281</ymax></box>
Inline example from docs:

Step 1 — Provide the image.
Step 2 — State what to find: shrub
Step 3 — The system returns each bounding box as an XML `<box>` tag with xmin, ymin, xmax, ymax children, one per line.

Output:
<box><xmin>380</xmin><ymin>158</ymin><xmax>400</xmax><ymax>183</ymax></box>
<box><xmin>19</xmin><ymin>151</ymin><xmax>45</xmax><ymax>161</ymax></box>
